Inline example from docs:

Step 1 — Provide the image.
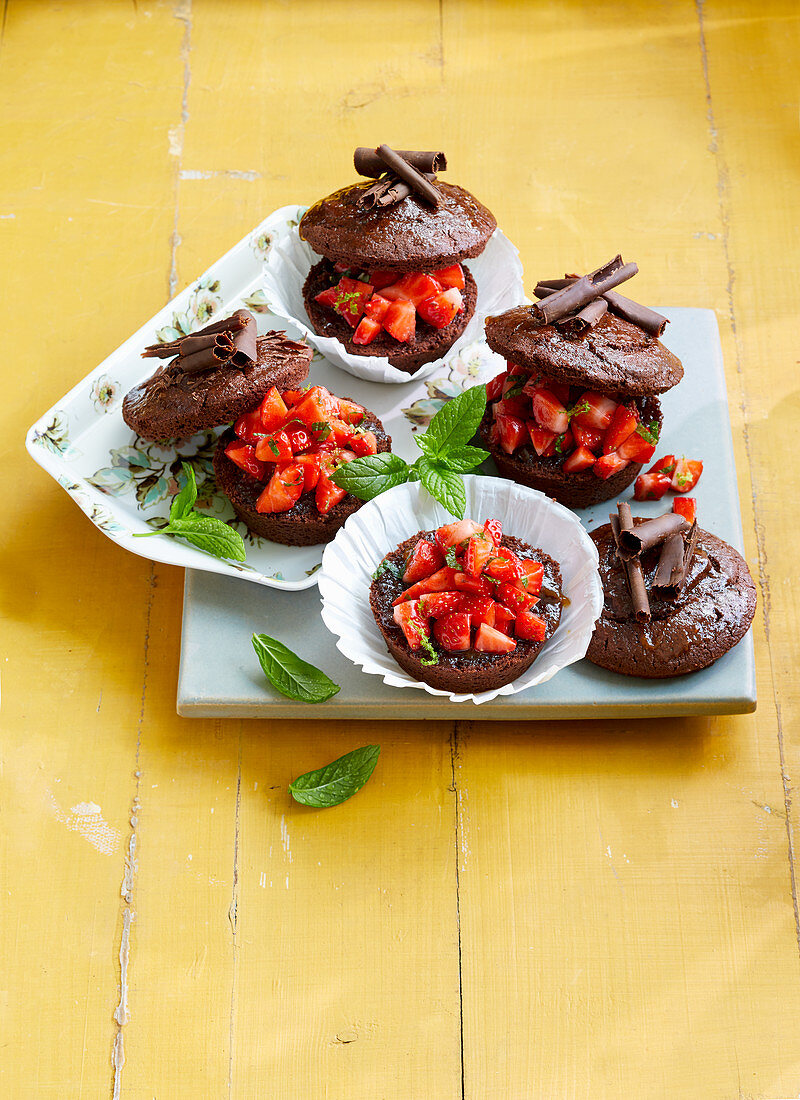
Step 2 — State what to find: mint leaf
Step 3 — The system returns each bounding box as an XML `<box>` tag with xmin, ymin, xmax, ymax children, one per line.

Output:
<box><xmin>169</xmin><ymin>461</ymin><xmax>197</xmax><ymax>522</ymax></box>
<box><xmin>636</xmin><ymin>419</ymin><xmax>660</xmax><ymax>445</ymax></box>
<box><xmin>423</xmin><ymin>385</ymin><xmax>487</xmax><ymax>457</ymax></box>
<box><xmin>414</xmin><ymin>432</ymin><xmax>437</xmax><ymax>458</ymax></box>
<box><xmin>166</xmin><ymin>514</ymin><xmax>247</xmax><ymax>561</ymax></box>
<box><xmin>372</xmin><ymin>557</ymin><xmax>402</xmax><ymax>581</ymax></box>
<box><xmin>444</xmin><ymin>545</ymin><xmax>460</xmax><ymax>569</ymax></box>
<box><xmin>416</xmin><ymin>459</ymin><xmax>467</xmax><ymax>519</ymax></box>
<box><xmin>289</xmin><ymin>744</ymin><xmax>380</xmax><ymax>807</ymax></box>
<box><xmin>331</xmin><ymin>452</ymin><xmax>409</xmax><ymax>500</ymax></box>
<box><xmin>252</xmin><ymin>633</ymin><xmax>340</xmax><ymax>703</ymax></box>
<box><xmin>438</xmin><ymin>444</ymin><xmax>489</xmax><ymax>472</ymax></box>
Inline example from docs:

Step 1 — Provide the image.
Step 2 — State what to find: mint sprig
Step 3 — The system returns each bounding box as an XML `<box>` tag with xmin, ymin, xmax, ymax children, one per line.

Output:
<box><xmin>289</xmin><ymin>745</ymin><xmax>380</xmax><ymax>808</ymax></box>
<box><xmin>331</xmin><ymin>386</ymin><xmax>489</xmax><ymax>519</ymax></box>
<box><xmin>252</xmin><ymin>633</ymin><xmax>340</xmax><ymax>703</ymax></box>
<box><xmin>134</xmin><ymin>462</ymin><xmax>246</xmax><ymax>562</ymax></box>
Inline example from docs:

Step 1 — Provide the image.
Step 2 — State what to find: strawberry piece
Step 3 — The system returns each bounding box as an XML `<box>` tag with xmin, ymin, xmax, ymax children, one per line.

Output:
<box><xmin>495</xmin><ymin>414</ymin><xmax>527</xmax><ymax>455</ymax></box>
<box><xmin>403</xmin><ymin>539</ymin><xmax>445</xmax><ymax>583</ymax></box>
<box><xmin>649</xmin><ymin>453</ymin><xmax>677</xmax><ymax>477</ymax></box>
<box><xmin>483</xmin><ymin>518</ymin><xmax>502</xmax><ymax>546</ymax></box>
<box><xmin>529</xmin><ymin>388</ymin><xmax>569</xmax><ymax>434</ymax></box>
<box><xmin>633</xmin><ymin>472</ymin><xmax>672</xmax><ymax>501</ymax></box>
<box><xmin>485</xmin><ymin>547</ymin><xmax>523</xmax><ymax>583</ymax></box>
<box><xmin>593</xmin><ymin>452</ymin><xmax>630</xmax><ymax>480</ymax></box>
<box><xmin>417</xmin><ymin>288</ymin><xmax>463</xmax><ymax>329</ymax></box>
<box><xmin>433</xmin><ymin>611</ymin><xmax>471</xmax><ymax>652</ymax></box>
<box><xmin>315</xmin><ymin>471</ymin><xmax>347</xmax><ymax>515</ymax></box>
<box><xmin>474</xmin><ymin>623</ymin><xmax>516</xmax><ymax>653</ymax></box>
<box><xmin>616</xmin><ymin>431</ymin><xmax>656</xmax><ymax>464</ymax></box>
<box><xmin>671</xmin><ymin>457</ymin><xmax>703</xmax><ymax>493</ymax></box>
<box><xmin>495</xmin><ymin>395</ymin><xmax>530</xmax><ymax>419</ymax></box>
<box><xmin>571</xmin><ymin>391</ymin><xmax>618</xmax><ymax>431</ymax></box>
<box><xmin>336</xmin><ymin>399</ymin><xmax>365</xmax><ymax>425</ymax></box>
<box><xmin>393</xmin><ymin>567</ymin><xmax>458</xmax><ymax>605</ymax></box>
<box><xmin>328</xmin><ymin>418</ymin><xmax>357</xmax><ymax>447</ymax></box>
<box><xmin>527</xmin><ymin>423</ymin><xmax>557</xmax><ymax>457</ymax></box>
<box><xmin>294</xmin><ymin>453</ymin><xmax>322</xmax><ymax>491</ymax></box>
<box><xmin>554</xmin><ymin>428</ymin><xmax>575</xmax><ymax>456</ymax></box>
<box><xmin>367</xmin><ymin>269</ymin><xmax>398</xmax><ymax>290</ymax></box>
<box><xmin>519</xmin><ymin>559</ymin><xmax>543</xmax><ymax>595</ymax></box>
<box><xmin>255</xmin><ymin>430</ymin><xmax>293</xmax><ymax>464</ymax></box>
<box><xmin>493</xmin><ymin>603</ymin><xmax>515</xmax><ymax>634</ymax></box>
<box><xmin>418</xmin><ymin>592</ymin><xmax>465</xmax><ymax>620</ymax></box>
<box><xmin>602</xmin><ymin>403</ymin><xmax>639</xmax><ymax>454</ymax></box>
<box><xmin>291</xmin><ymin>386</ymin><xmax>337</xmax><ymax>429</ymax></box>
<box><xmin>349</xmin><ymin>430</ymin><xmax>378</xmax><ymax>456</ymax></box>
<box><xmin>281</xmin><ymin>389</ymin><xmax>305</xmax><ymax>407</ymax></box>
<box><xmin>224</xmin><ymin>442</ymin><xmax>268</xmax><ymax>482</ymax></box>
<box><xmin>383</xmin><ymin>299</ymin><xmax>416</xmax><ymax>343</ymax></box>
<box><xmin>314</xmin><ymin>286</ymin><xmax>339</xmax><ymax>310</ymax></box>
<box><xmin>454</xmin><ymin>572</ymin><xmax>493</xmax><ymax>596</ymax></box>
<box><xmin>434</xmin><ymin>519</ymin><xmax>482</xmax><ymax>552</ymax></box>
<box><xmin>562</xmin><ymin>444</ymin><xmax>596</xmax><ymax>473</ymax></box>
<box><xmin>431</xmin><ymin>263</ymin><xmax>465</xmax><ymax>290</ymax></box>
<box><xmin>257</xmin><ymin>387</ymin><xmax>289</xmax><ymax>432</ymax></box>
<box><xmin>256</xmin><ymin>463</ymin><xmax>304</xmax><ymax>513</ymax></box>
<box><xmin>353</xmin><ymin>317</ymin><xmax>381</xmax><ymax>345</ymax></box>
<box><xmin>233</xmin><ymin>408</ymin><xmax>269</xmax><ymax>444</ymax></box>
<box><xmin>285</xmin><ymin>426</ymin><xmax>312</xmax><ymax>453</ymax></box>
<box><xmin>363</xmin><ymin>294</ymin><xmax>391</xmax><ymax>323</ymax></box>
<box><xmin>673</xmin><ymin>497</ymin><xmax>697</xmax><ymax>524</ymax></box>
<box><xmin>572</xmin><ymin>422</ymin><xmax>603</xmax><ymax>453</ymax></box>
<box><xmin>486</xmin><ymin>372</ymin><xmax>507</xmax><ymax>402</ymax></box>
<box><xmin>331</xmin><ymin>277</ymin><xmax>374</xmax><ymax>328</ymax></box>
<box><xmin>497</xmin><ymin>582</ymin><xmax>536</xmax><ymax>613</ymax></box>
<box><xmin>540</xmin><ymin>377</ymin><xmax>571</xmax><ymax>406</ymax></box>
<box><xmin>458</xmin><ymin>595</ymin><xmax>495</xmax><ymax>627</ymax></box>
<box><xmin>515</xmin><ymin>611</ymin><xmax>547</xmax><ymax>642</ymax></box>
<box><xmin>392</xmin><ymin>272</ymin><xmax>444</xmax><ymax>306</ymax></box>
<box><xmin>392</xmin><ymin>601</ymin><xmax>430</xmax><ymax>650</ymax></box>
<box><xmin>464</xmin><ymin>533</ymin><xmax>494</xmax><ymax>577</ymax></box>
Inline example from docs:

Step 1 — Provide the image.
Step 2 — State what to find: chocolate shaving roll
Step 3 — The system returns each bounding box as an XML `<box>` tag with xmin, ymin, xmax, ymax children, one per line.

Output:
<box><xmin>354</xmin><ymin>147</ymin><xmax>446</xmax><ymax>178</ymax></box>
<box><xmin>532</xmin><ymin>277</ymin><xmax>668</xmax><ymax>337</ymax></box>
<box><xmin>357</xmin><ymin>172</ymin><xmax>436</xmax><ymax>211</ymax></box>
<box><xmin>612</xmin><ymin>504</ymin><xmax>651</xmax><ymax>622</ymax></box>
<box><xmin>653</xmin><ymin>522</ymin><xmax>699</xmax><ymax>597</ymax></box>
<box><xmin>532</xmin><ymin>257</ymin><xmax>638</xmax><ymax>325</ymax></box>
<box><xmin>554</xmin><ymin>297</ymin><xmax>608</xmax><ymax>336</ymax></box>
<box><xmin>619</xmin><ymin>512</ymin><xmax>689</xmax><ymax>556</ymax></box>
<box><xmin>141</xmin><ymin>309</ymin><xmax>257</xmax><ymax>374</ymax></box>
<box><xmin>375</xmin><ymin>144</ymin><xmax>441</xmax><ymax>208</ymax></box>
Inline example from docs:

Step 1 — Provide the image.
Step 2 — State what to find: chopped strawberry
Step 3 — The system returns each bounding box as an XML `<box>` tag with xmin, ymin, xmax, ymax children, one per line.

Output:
<box><xmin>485</xmin><ymin>547</ymin><xmax>523</xmax><ymax>583</ymax></box>
<box><xmin>673</xmin><ymin>497</ymin><xmax>697</xmax><ymax>524</ymax></box>
<box><xmin>562</xmin><ymin>445</ymin><xmax>596</xmax><ymax>473</ymax></box>
<box><xmin>383</xmin><ymin>299</ymin><xmax>416</xmax><ymax>343</ymax></box>
<box><xmin>294</xmin><ymin>453</ymin><xmax>322</xmax><ymax>491</ymax></box>
<box><xmin>315</xmin><ymin>471</ymin><xmax>347</xmax><ymax>515</ymax></box>
<box><xmin>486</xmin><ymin>372</ymin><xmax>507</xmax><ymax>402</ymax></box>
<box><xmin>519</xmin><ymin>560</ymin><xmax>543</xmax><ymax>595</ymax></box>
<box><xmin>224</xmin><ymin>442</ymin><xmax>268</xmax><ymax>482</ymax></box>
<box><xmin>257</xmin><ymin>387</ymin><xmax>289</xmax><ymax>431</ymax></box>
<box><xmin>593</xmin><ymin>452</ymin><xmax>630</xmax><ymax>480</ymax></box>
<box><xmin>431</xmin><ymin>263</ymin><xmax>465</xmax><ymax>290</ymax></box>
<box><xmin>417</xmin><ymin>591</ymin><xmax>464</xmax><ymax>619</ymax></box>
<box><xmin>571</xmin><ymin>391</ymin><xmax>618</xmax><ymax>431</ymax></box>
<box><xmin>649</xmin><ymin>453</ymin><xmax>677</xmax><ymax>477</ymax></box>
<box><xmin>256</xmin><ymin>463</ymin><xmax>304</xmax><ymax>513</ymax></box>
<box><xmin>349</xmin><ymin>430</ymin><xmax>378</xmax><ymax>456</ymax></box>
<box><xmin>454</xmin><ymin>572</ymin><xmax>493</xmax><ymax>596</ymax></box>
<box><xmin>233</xmin><ymin>408</ymin><xmax>269</xmax><ymax>444</ymax></box>
<box><xmin>281</xmin><ymin>389</ymin><xmax>305</xmax><ymax>407</ymax></box>
<box><xmin>529</xmin><ymin>388</ymin><xmax>570</xmax><ymax>435</ymax></box>
<box><xmin>367</xmin><ymin>269</ymin><xmax>398</xmax><ymax>290</ymax></box>
<box><xmin>331</xmin><ymin>277</ymin><xmax>374</xmax><ymax>328</ymax></box>
<box><xmin>458</xmin><ymin>595</ymin><xmax>495</xmax><ymax>627</ymax></box>
<box><xmin>495</xmin><ymin>414</ymin><xmax>527</xmax><ymax>455</ymax></box>
<box><xmin>433</xmin><ymin>611</ymin><xmax>471</xmax><ymax>652</ymax></box>
<box><xmin>497</xmin><ymin>581</ymin><xmax>536</xmax><ymax>613</ymax></box>
<box><xmin>363</xmin><ymin>294</ymin><xmax>391</xmax><ymax>323</ymax></box>
<box><xmin>434</xmin><ymin>519</ymin><xmax>482</xmax><ymax>552</ymax></box>
<box><xmin>633</xmin><ymin>472</ymin><xmax>672</xmax><ymax>501</ymax></box>
<box><xmin>403</xmin><ymin>539</ymin><xmax>446</xmax><ymax>583</ymax></box>
<box><xmin>394</xmin><ymin>567</ymin><xmax>458</xmax><ymax>604</ymax></box>
<box><xmin>328</xmin><ymin>418</ymin><xmax>356</xmax><ymax>447</ymax></box>
<box><xmin>291</xmin><ymin>386</ymin><xmax>337</xmax><ymax>429</ymax></box>
<box><xmin>495</xmin><ymin>395</ymin><xmax>530</xmax><ymax>419</ymax></box>
<box><xmin>313</xmin><ymin>286</ymin><xmax>339</xmax><ymax>310</ymax></box>
<box><xmin>255</xmin><ymin>430</ymin><xmax>293</xmax><ymax>464</ymax></box>
<box><xmin>602</xmin><ymin>403</ymin><xmax>638</xmax><ymax>454</ymax></box>
<box><xmin>483</xmin><ymin>518</ymin><xmax>502</xmax><ymax>546</ymax></box>
<box><xmin>474</xmin><ymin>623</ymin><xmax>516</xmax><ymax>653</ymax></box>
<box><xmin>353</xmin><ymin>317</ymin><xmax>381</xmax><ymax>345</ymax></box>
<box><xmin>515</xmin><ymin>611</ymin><xmax>547</xmax><ymax>642</ymax></box>
<box><xmin>392</xmin><ymin>601</ymin><xmax>430</xmax><ymax>650</ymax></box>
<box><xmin>417</xmin><ymin>288</ymin><xmax>463</xmax><ymax>329</ymax></box>
<box><xmin>464</xmin><ymin>533</ymin><xmax>494</xmax><ymax>577</ymax></box>
<box><xmin>285</xmin><ymin>426</ymin><xmax>312</xmax><ymax>453</ymax></box>
<box><xmin>392</xmin><ymin>272</ymin><xmax>444</xmax><ymax>306</ymax></box>
<box><xmin>493</xmin><ymin>603</ymin><xmax>515</xmax><ymax>632</ymax></box>
<box><xmin>616</xmin><ymin>431</ymin><xmax>656</xmax><ymax>464</ymax></box>
<box><xmin>671</xmin><ymin>457</ymin><xmax>703</xmax><ymax>493</ymax></box>
<box><xmin>527</xmin><ymin>423</ymin><xmax>557</xmax><ymax>457</ymax></box>
<box><xmin>572</xmin><ymin>422</ymin><xmax>603</xmax><ymax>453</ymax></box>
<box><xmin>336</xmin><ymin>398</ymin><xmax>365</xmax><ymax>425</ymax></box>
<box><xmin>540</xmin><ymin>378</ymin><xmax>572</xmax><ymax>406</ymax></box>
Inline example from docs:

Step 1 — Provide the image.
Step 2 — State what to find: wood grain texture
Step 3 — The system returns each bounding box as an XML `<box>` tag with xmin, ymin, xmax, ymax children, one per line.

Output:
<box><xmin>2</xmin><ymin>1</ymin><xmax>799</xmax><ymax>1097</ymax></box>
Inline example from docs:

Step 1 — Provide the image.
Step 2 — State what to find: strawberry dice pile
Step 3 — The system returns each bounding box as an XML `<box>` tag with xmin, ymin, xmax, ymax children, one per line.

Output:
<box><xmin>314</xmin><ymin>263</ymin><xmax>466</xmax><ymax>346</ymax></box>
<box><xmin>485</xmin><ymin>363</ymin><xmax>661</xmax><ymax>479</ymax></box>
<box><xmin>225</xmin><ymin>385</ymin><xmax>378</xmax><ymax>516</ymax></box>
<box><xmin>634</xmin><ymin>454</ymin><xmax>703</xmax><ymax>501</ymax></box>
<box><xmin>388</xmin><ymin>518</ymin><xmax>550</xmax><ymax>655</ymax></box>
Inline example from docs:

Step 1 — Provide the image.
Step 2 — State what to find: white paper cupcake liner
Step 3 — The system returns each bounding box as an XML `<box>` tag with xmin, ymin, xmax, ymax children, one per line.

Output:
<box><xmin>318</xmin><ymin>476</ymin><xmax>604</xmax><ymax>705</ymax></box>
<box><xmin>260</xmin><ymin>217</ymin><xmax>525</xmax><ymax>385</ymax></box>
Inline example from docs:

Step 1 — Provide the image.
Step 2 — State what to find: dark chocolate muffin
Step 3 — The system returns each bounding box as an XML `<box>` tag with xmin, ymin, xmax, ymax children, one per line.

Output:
<box><xmin>369</xmin><ymin>532</ymin><xmax>563</xmax><ymax>694</ymax></box>
<box><xmin>123</xmin><ymin>332</ymin><xmax>312</xmax><ymax>442</ymax></box>
<box><xmin>213</xmin><ymin>409</ymin><xmax>391</xmax><ymax>547</ymax></box>
<box><xmin>586</xmin><ymin>522</ymin><xmax>756</xmax><ymax>678</ymax></box>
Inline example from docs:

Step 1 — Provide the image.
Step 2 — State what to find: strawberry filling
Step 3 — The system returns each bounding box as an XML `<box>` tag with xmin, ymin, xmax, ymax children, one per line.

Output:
<box><xmin>485</xmin><ymin>363</ymin><xmax>662</xmax><ymax>481</ymax></box>
<box><xmin>313</xmin><ymin>262</ymin><xmax>467</xmax><ymax>346</ymax></box>
<box><xmin>225</xmin><ymin>384</ymin><xmax>380</xmax><ymax>517</ymax></box>
<box><xmin>634</xmin><ymin>454</ymin><xmax>703</xmax><ymax>501</ymax></box>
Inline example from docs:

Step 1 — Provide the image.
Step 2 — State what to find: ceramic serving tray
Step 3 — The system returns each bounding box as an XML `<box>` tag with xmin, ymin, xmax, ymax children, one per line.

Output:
<box><xmin>177</xmin><ymin>306</ymin><xmax>757</xmax><ymax>719</ymax></box>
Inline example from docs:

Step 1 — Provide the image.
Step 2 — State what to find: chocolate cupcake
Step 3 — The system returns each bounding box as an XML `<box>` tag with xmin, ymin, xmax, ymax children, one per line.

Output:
<box><xmin>587</xmin><ymin>502</ymin><xmax>756</xmax><ymax>678</ymax></box>
<box><xmin>369</xmin><ymin>518</ymin><xmax>563</xmax><ymax>693</ymax></box>
<box><xmin>123</xmin><ymin>312</ymin><xmax>312</xmax><ymax>442</ymax></box>
<box><xmin>480</xmin><ymin>258</ymin><xmax>683</xmax><ymax>509</ymax></box>
<box><xmin>298</xmin><ymin>146</ymin><xmax>497</xmax><ymax>375</ymax></box>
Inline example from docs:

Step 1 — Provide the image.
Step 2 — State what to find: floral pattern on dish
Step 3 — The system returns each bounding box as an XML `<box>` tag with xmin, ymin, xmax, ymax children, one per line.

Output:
<box><xmin>155</xmin><ymin>275</ymin><xmax>223</xmax><ymax>343</ymax></box>
<box><xmin>401</xmin><ymin>341</ymin><xmax>499</xmax><ymax>427</ymax></box>
<box><xmin>90</xmin><ymin>375</ymin><xmax>121</xmax><ymax>412</ymax></box>
<box><xmin>31</xmin><ymin>412</ymin><xmax>72</xmax><ymax>456</ymax></box>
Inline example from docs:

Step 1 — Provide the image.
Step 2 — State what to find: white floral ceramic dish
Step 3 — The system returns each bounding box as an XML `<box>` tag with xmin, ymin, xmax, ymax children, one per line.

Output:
<box><xmin>26</xmin><ymin>205</ymin><xmax>509</xmax><ymax>590</ymax></box>
<box><xmin>317</xmin><ymin>476</ymin><xmax>604</xmax><ymax>705</ymax></box>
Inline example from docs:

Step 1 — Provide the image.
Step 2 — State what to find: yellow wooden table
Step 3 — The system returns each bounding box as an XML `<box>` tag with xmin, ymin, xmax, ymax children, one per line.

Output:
<box><xmin>3</xmin><ymin>2</ymin><xmax>799</xmax><ymax>1096</ymax></box>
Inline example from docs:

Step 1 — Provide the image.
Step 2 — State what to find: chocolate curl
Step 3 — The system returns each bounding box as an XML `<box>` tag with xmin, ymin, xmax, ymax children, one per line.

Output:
<box><xmin>653</xmin><ymin>522</ymin><xmax>699</xmax><ymax>597</ymax></box>
<box><xmin>354</xmin><ymin>147</ymin><xmax>446</xmax><ymax>178</ymax></box>
<box><xmin>619</xmin><ymin>512</ymin><xmax>689</xmax><ymax>556</ymax></box>
<box><xmin>554</xmin><ymin>298</ymin><xmax>608</xmax><ymax>336</ymax></box>
<box><xmin>357</xmin><ymin>172</ymin><xmax>436</xmax><ymax>212</ymax></box>
<box><xmin>141</xmin><ymin>309</ymin><xmax>257</xmax><ymax>373</ymax></box>
<box><xmin>532</xmin><ymin>257</ymin><xmax>638</xmax><ymax>325</ymax></box>
<box><xmin>532</xmin><ymin>277</ymin><xmax>668</xmax><ymax>338</ymax></box>
<box><xmin>613</xmin><ymin>503</ymin><xmax>651</xmax><ymax>622</ymax></box>
<box><xmin>375</xmin><ymin>144</ymin><xmax>441</xmax><ymax>208</ymax></box>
